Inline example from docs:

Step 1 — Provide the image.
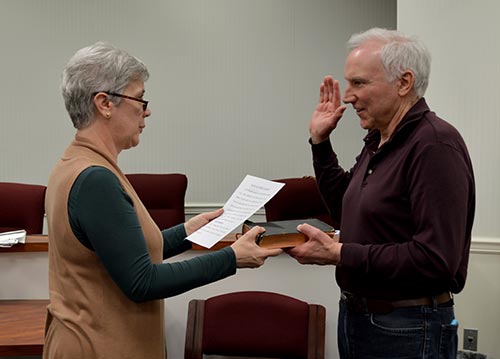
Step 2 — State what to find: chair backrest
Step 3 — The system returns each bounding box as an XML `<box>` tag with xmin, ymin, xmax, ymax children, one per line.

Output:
<box><xmin>184</xmin><ymin>291</ymin><xmax>326</xmax><ymax>359</ymax></box>
<box><xmin>265</xmin><ymin>176</ymin><xmax>336</xmax><ymax>228</ymax></box>
<box><xmin>0</xmin><ymin>182</ymin><xmax>46</xmax><ymax>234</ymax></box>
<box><xmin>125</xmin><ymin>173</ymin><xmax>187</xmax><ymax>230</ymax></box>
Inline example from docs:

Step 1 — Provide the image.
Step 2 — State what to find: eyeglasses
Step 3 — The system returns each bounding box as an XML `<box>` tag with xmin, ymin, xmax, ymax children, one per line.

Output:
<box><xmin>94</xmin><ymin>91</ymin><xmax>149</xmax><ymax>111</ymax></box>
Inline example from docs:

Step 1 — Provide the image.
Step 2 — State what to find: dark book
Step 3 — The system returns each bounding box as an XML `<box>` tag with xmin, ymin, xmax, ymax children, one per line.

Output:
<box><xmin>242</xmin><ymin>218</ymin><xmax>335</xmax><ymax>249</ymax></box>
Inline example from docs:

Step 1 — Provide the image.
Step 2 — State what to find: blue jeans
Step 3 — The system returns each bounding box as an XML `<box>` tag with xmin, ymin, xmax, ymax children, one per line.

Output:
<box><xmin>338</xmin><ymin>296</ymin><xmax>458</xmax><ymax>359</ymax></box>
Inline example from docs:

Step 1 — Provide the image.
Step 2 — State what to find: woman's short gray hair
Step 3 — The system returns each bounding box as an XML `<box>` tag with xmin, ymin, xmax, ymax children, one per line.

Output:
<box><xmin>347</xmin><ymin>28</ymin><xmax>431</xmax><ymax>98</ymax></box>
<box><xmin>61</xmin><ymin>42</ymin><xmax>149</xmax><ymax>129</ymax></box>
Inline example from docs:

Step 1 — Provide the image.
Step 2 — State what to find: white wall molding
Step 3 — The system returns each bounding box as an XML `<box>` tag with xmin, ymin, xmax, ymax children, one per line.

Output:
<box><xmin>470</xmin><ymin>237</ymin><xmax>500</xmax><ymax>255</ymax></box>
<box><xmin>185</xmin><ymin>203</ymin><xmax>225</xmax><ymax>216</ymax></box>
<box><xmin>185</xmin><ymin>203</ymin><xmax>266</xmax><ymax>222</ymax></box>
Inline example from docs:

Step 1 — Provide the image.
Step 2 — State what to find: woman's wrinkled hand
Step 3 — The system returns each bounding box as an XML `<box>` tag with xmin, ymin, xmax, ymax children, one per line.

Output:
<box><xmin>231</xmin><ymin>226</ymin><xmax>283</xmax><ymax>268</ymax></box>
<box><xmin>184</xmin><ymin>208</ymin><xmax>224</xmax><ymax>236</ymax></box>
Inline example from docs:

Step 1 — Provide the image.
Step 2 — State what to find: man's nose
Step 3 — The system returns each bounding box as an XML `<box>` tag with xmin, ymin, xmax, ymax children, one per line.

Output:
<box><xmin>342</xmin><ymin>85</ymin><xmax>354</xmax><ymax>104</ymax></box>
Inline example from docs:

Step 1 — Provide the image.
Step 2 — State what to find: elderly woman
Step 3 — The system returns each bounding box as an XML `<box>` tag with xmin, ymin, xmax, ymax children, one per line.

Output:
<box><xmin>43</xmin><ymin>42</ymin><xmax>281</xmax><ymax>359</ymax></box>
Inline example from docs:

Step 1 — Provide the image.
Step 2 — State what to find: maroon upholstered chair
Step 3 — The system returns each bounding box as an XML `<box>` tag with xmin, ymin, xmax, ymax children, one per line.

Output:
<box><xmin>125</xmin><ymin>173</ymin><xmax>187</xmax><ymax>230</ymax></box>
<box><xmin>0</xmin><ymin>182</ymin><xmax>46</xmax><ymax>234</ymax></box>
<box><xmin>265</xmin><ymin>176</ymin><xmax>336</xmax><ymax>228</ymax></box>
<box><xmin>184</xmin><ymin>291</ymin><xmax>326</xmax><ymax>359</ymax></box>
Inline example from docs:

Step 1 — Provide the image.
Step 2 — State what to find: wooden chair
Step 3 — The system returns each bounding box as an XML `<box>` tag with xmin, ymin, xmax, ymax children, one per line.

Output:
<box><xmin>125</xmin><ymin>173</ymin><xmax>188</xmax><ymax>230</ymax></box>
<box><xmin>265</xmin><ymin>176</ymin><xmax>336</xmax><ymax>228</ymax></box>
<box><xmin>184</xmin><ymin>291</ymin><xmax>326</xmax><ymax>359</ymax></box>
<box><xmin>0</xmin><ymin>182</ymin><xmax>46</xmax><ymax>234</ymax></box>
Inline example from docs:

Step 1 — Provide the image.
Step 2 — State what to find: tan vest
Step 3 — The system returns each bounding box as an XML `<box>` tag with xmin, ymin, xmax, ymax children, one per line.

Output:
<box><xmin>43</xmin><ymin>132</ymin><xmax>165</xmax><ymax>359</ymax></box>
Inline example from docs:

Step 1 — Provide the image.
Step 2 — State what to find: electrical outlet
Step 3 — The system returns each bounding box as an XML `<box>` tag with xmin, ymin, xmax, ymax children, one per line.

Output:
<box><xmin>463</xmin><ymin>328</ymin><xmax>478</xmax><ymax>351</ymax></box>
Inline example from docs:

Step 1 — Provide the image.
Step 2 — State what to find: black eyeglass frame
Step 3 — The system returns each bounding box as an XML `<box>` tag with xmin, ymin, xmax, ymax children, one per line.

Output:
<box><xmin>93</xmin><ymin>91</ymin><xmax>149</xmax><ymax>111</ymax></box>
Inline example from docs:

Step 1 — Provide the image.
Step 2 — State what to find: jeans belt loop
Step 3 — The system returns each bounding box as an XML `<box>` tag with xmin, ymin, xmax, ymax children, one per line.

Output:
<box><xmin>432</xmin><ymin>295</ymin><xmax>438</xmax><ymax>311</ymax></box>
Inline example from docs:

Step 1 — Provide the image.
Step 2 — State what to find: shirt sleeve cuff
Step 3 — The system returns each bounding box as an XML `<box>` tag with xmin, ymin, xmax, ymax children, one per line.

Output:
<box><xmin>163</xmin><ymin>223</ymin><xmax>188</xmax><ymax>240</ymax></box>
<box><xmin>339</xmin><ymin>242</ymin><xmax>365</xmax><ymax>268</ymax></box>
<box><xmin>221</xmin><ymin>246</ymin><xmax>237</xmax><ymax>275</ymax></box>
<box><xmin>309</xmin><ymin>137</ymin><xmax>339</xmax><ymax>164</ymax></box>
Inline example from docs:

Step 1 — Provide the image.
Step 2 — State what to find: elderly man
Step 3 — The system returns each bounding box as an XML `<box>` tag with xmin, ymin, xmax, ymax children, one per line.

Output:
<box><xmin>288</xmin><ymin>28</ymin><xmax>475</xmax><ymax>358</ymax></box>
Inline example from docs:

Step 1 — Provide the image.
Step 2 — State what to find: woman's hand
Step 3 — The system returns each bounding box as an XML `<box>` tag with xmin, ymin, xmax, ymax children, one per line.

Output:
<box><xmin>231</xmin><ymin>226</ymin><xmax>283</xmax><ymax>268</ymax></box>
<box><xmin>184</xmin><ymin>208</ymin><xmax>224</xmax><ymax>236</ymax></box>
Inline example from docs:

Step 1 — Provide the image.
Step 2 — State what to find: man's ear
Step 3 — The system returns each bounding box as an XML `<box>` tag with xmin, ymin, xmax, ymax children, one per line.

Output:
<box><xmin>93</xmin><ymin>92</ymin><xmax>112</xmax><ymax>119</ymax></box>
<box><xmin>398</xmin><ymin>70</ymin><xmax>415</xmax><ymax>97</ymax></box>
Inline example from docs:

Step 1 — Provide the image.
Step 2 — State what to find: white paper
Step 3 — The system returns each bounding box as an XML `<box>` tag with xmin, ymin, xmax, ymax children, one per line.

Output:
<box><xmin>186</xmin><ymin>175</ymin><xmax>285</xmax><ymax>249</ymax></box>
<box><xmin>0</xmin><ymin>229</ymin><xmax>26</xmax><ymax>248</ymax></box>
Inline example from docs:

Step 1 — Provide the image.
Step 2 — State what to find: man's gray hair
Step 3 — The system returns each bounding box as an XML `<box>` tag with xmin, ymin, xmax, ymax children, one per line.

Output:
<box><xmin>347</xmin><ymin>28</ymin><xmax>431</xmax><ymax>98</ymax></box>
<box><xmin>61</xmin><ymin>42</ymin><xmax>149</xmax><ymax>129</ymax></box>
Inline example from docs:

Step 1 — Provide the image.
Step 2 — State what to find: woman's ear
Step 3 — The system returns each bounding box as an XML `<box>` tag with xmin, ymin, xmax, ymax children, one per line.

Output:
<box><xmin>93</xmin><ymin>92</ymin><xmax>112</xmax><ymax>119</ymax></box>
<box><xmin>398</xmin><ymin>70</ymin><xmax>415</xmax><ymax>97</ymax></box>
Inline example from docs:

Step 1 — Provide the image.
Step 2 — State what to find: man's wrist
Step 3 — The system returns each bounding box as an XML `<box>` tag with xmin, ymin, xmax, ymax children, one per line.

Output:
<box><xmin>332</xmin><ymin>242</ymin><xmax>342</xmax><ymax>265</ymax></box>
<box><xmin>309</xmin><ymin>136</ymin><xmax>330</xmax><ymax>145</ymax></box>
<box><xmin>310</xmin><ymin>135</ymin><xmax>328</xmax><ymax>145</ymax></box>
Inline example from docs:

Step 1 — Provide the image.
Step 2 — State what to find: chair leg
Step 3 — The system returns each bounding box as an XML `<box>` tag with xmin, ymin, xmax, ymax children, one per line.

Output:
<box><xmin>184</xmin><ymin>299</ymin><xmax>205</xmax><ymax>359</ymax></box>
